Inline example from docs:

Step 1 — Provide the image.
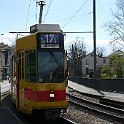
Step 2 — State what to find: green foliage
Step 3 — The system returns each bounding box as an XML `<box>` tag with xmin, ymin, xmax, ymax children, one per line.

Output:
<box><xmin>100</xmin><ymin>50</ymin><xmax>124</xmax><ymax>79</ymax></box>
<box><xmin>100</xmin><ymin>65</ymin><xmax>111</xmax><ymax>79</ymax></box>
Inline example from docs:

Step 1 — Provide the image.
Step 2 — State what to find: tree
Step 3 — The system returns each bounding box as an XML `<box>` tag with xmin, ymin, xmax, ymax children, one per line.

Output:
<box><xmin>67</xmin><ymin>37</ymin><xmax>86</xmax><ymax>76</ymax></box>
<box><xmin>96</xmin><ymin>47</ymin><xmax>105</xmax><ymax>57</ymax></box>
<box><xmin>109</xmin><ymin>50</ymin><xmax>124</xmax><ymax>78</ymax></box>
<box><xmin>100</xmin><ymin>50</ymin><xmax>124</xmax><ymax>79</ymax></box>
<box><xmin>104</xmin><ymin>0</ymin><xmax>124</xmax><ymax>49</ymax></box>
<box><xmin>67</xmin><ymin>37</ymin><xmax>86</xmax><ymax>59</ymax></box>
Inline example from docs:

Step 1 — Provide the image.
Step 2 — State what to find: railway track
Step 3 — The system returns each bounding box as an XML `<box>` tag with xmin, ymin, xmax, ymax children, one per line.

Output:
<box><xmin>3</xmin><ymin>82</ymin><xmax>124</xmax><ymax>123</ymax></box>
<box><xmin>67</xmin><ymin>87</ymin><xmax>124</xmax><ymax>122</ymax></box>
<box><xmin>51</xmin><ymin>117</ymin><xmax>77</xmax><ymax>124</ymax></box>
<box><xmin>13</xmin><ymin>113</ymin><xmax>76</xmax><ymax>124</ymax></box>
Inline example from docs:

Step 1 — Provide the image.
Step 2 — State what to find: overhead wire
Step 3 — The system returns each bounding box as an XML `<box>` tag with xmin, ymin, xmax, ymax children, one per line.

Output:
<box><xmin>25</xmin><ymin>0</ymin><xmax>32</xmax><ymax>30</ymax></box>
<box><xmin>43</xmin><ymin>0</ymin><xmax>52</xmax><ymax>23</ymax></box>
<box><xmin>68</xmin><ymin>11</ymin><xmax>93</xmax><ymax>25</ymax></box>
<box><xmin>62</xmin><ymin>0</ymin><xmax>90</xmax><ymax>29</ymax></box>
<box><xmin>16</xmin><ymin>50</ymin><xmax>35</xmax><ymax>61</ymax></box>
<box><xmin>33</xmin><ymin>0</ymin><xmax>39</xmax><ymax>23</ymax></box>
<box><xmin>53</xmin><ymin>12</ymin><xmax>92</xmax><ymax>24</ymax></box>
<box><xmin>35</xmin><ymin>0</ymin><xmax>38</xmax><ymax>23</ymax></box>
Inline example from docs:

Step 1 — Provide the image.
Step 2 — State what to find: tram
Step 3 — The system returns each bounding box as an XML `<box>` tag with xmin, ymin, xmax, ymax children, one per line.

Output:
<box><xmin>10</xmin><ymin>24</ymin><xmax>69</xmax><ymax>119</ymax></box>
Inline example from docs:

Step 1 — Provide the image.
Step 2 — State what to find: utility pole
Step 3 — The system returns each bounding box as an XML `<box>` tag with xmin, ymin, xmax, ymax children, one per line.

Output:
<box><xmin>37</xmin><ymin>0</ymin><xmax>45</xmax><ymax>24</ymax></box>
<box><xmin>93</xmin><ymin>0</ymin><xmax>97</xmax><ymax>79</ymax></box>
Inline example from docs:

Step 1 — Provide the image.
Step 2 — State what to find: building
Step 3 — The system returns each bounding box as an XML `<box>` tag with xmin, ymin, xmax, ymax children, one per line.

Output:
<box><xmin>82</xmin><ymin>52</ymin><xmax>109</xmax><ymax>77</ymax></box>
<box><xmin>0</xmin><ymin>43</ymin><xmax>11</xmax><ymax>81</ymax></box>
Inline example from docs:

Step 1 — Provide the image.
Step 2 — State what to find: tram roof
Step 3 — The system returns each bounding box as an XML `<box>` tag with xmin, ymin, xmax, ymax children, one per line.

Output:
<box><xmin>30</xmin><ymin>24</ymin><xmax>62</xmax><ymax>34</ymax></box>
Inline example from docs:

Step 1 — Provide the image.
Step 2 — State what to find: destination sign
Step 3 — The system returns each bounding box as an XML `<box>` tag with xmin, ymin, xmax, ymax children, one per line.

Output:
<box><xmin>41</xmin><ymin>44</ymin><xmax>59</xmax><ymax>48</ymax></box>
<box><xmin>37</xmin><ymin>33</ymin><xmax>64</xmax><ymax>49</ymax></box>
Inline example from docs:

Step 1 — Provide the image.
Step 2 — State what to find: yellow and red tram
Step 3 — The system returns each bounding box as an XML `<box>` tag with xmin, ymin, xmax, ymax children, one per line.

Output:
<box><xmin>10</xmin><ymin>24</ymin><xmax>69</xmax><ymax>119</ymax></box>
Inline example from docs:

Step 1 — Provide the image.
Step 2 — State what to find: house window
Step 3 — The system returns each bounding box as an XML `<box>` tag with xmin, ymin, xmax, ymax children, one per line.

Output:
<box><xmin>86</xmin><ymin>60</ymin><xmax>88</xmax><ymax>65</ymax></box>
<box><xmin>86</xmin><ymin>68</ymin><xmax>89</xmax><ymax>75</ymax></box>
<box><xmin>103</xmin><ymin>59</ymin><xmax>106</xmax><ymax>64</ymax></box>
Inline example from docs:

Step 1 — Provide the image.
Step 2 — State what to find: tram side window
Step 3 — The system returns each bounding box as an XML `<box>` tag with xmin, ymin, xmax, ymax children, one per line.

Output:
<box><xmin>12</xmin><ymin>54</ymin><xmax>16</xmax><ymax>81</ymax></box>
<box><xmin>26</xmin><ymin>50</ymin><xmax>36</xmax><ymax>82</ymax></box>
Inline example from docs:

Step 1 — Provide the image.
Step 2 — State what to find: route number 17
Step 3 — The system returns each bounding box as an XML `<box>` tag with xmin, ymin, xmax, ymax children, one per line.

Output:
<box><xmin>45</xmin><ymin>34</ymin><xmax>55</xmax><ymax>43</ymax></box>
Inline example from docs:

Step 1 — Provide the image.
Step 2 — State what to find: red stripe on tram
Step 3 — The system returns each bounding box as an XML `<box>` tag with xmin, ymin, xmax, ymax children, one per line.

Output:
<box><xmin>24</xmin><ymin>88</ymin><xmax>66</xmax><ymax>102</ymax></box>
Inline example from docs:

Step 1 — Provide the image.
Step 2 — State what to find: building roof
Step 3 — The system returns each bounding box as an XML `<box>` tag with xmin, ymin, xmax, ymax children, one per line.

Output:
<box><xmin>82</xmin><ymin>52</ymin><xmax>108</xmax><ymax>59</ymax></box>
<box><xmin>0</xmin><ymin>42</ymin><xmax>11</xmax><ymax>50</ymax></box>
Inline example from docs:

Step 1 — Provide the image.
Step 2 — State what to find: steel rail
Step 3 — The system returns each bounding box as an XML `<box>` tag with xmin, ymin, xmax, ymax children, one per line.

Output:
<box><xmin>68</xmin><ymin>94</ymin><xmax>124</xmax><ymax>121</ymax></box>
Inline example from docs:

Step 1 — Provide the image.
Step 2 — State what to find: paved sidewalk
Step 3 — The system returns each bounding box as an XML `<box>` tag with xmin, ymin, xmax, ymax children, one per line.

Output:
<box><xmin>68</xmin><ymin>80</ymin><xmax>124</xmax><ymax>103</ymax></box>
<box><xmin>0</xmin><ymin>107</ymin><xmax>23</xmax><ymax>124</ymax></box>
<box><xmin>0</xmin><ymin>80</ymin><xmax>22</xmax><ymax>124</ymax></box>
<box><xmin>0</xmin><ymin>80</ymin><xmax>10</xmax><ymax>84</ymax></box>
<box><xmin>68</xmin><ymin>80</ymin><xmax>104</xmax><ymax>96</ymax></box>
<box><xmin>0</xmin><ymin>80</ymin><xmax>10</xmax><ymax>95</ymax></box>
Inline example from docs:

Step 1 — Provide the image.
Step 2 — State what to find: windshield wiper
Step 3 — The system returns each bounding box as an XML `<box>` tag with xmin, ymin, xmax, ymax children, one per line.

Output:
<box><xmin>49</xmin><ymin>51</ymin><xmax>62</xmax><ymax>69</ymax></box>
<box><xmin>48</xmin><ymin>51</ymin><xmax>63</xmax><ymax>82</ymax></box>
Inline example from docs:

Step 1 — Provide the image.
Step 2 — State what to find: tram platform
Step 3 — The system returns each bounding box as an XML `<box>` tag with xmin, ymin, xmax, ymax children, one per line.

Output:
<box><xmin>0</xmin><ymin>80</ymin><xmax>10</xmax><ymax>84</ymax></box>
<box><xmin>68</xmin><ymin>80</ymin><xmax>124</xmax><ymax>103</ymax></box>
<box><xmin>0</xmin><ymin>107</ymin><xmax>23</xmax><ymax>124</ymax></box>
<box><xmin>0</xmin><ymin>80</ymin><xmax>23</xmax><ymax>124</ymax></box>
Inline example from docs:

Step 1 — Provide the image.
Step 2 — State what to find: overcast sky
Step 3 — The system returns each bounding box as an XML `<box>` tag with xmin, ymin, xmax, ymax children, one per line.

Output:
<box><xmin>0</xmin><ymin>0</ymin><xmax>116</xmax><ymax>55</ymax></box>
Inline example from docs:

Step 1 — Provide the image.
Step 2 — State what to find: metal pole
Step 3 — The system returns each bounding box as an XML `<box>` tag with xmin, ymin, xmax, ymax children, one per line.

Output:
<box><xmin>0</xmin><ymin>83</ymin><xmax>1</xmax><ymax>109</ymax></box>
<box><xmin>9</xmin><ymin>31</ymin><xmax>93</xmax><ymax>34</ymax></box>
<box><xmin>0</xmin><ymin>34</ymin><xmax>2</xmax><ymax>107</ymax></box>
<box><xmin>72</xmin><ymin>44</ymin><xmax>75</xmax><ymax>76</ymax></box>
<box><xmin>38</xmin><ymin>1</ymin><xmax>45</xmax><ymax>24</ymax></box>
<box><xmin>93</xmin><ymin>0</ymin><xmax>97</xmax><ymax>79</ymax></box>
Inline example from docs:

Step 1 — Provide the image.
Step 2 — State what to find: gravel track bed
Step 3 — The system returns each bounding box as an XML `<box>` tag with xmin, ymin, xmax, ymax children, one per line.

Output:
<box><xmin>64</xmin><ymin>104</ymin><xmax>123</xmax><ymax>124</ymax></box>
<box><xmin>65</xmin><ymin>88</ymin><xmax>123</xmax><ymax>124</ymax></box>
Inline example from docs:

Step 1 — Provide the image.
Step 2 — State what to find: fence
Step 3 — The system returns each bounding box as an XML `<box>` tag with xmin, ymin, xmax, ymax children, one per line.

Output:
<box><xmin>68</xmin><ymin>76</ymin><xmax>124</xmax><ymax>93</ymax></box>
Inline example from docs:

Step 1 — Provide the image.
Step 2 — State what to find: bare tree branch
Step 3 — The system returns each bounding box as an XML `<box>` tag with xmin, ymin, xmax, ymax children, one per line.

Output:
<box><xmin>104</xmin><ymin>0</ymin><xmax>124</xmax><ymax>48</ymax></box>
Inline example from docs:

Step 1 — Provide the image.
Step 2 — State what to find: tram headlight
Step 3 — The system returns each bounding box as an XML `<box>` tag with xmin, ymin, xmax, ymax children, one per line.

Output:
<box><xmin>49</xmin><ymin>91</ymin><xmax>55</xmax><ymax>98</ymax></box>
<box><xmin>49</xmin><ymin>93</ymin><xmax>55</xmax><ymax>98</ymax></box>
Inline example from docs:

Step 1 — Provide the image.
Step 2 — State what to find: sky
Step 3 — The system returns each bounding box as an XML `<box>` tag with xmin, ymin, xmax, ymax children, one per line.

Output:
<box><xmin>0</xmin><ymin>0</ymin><xmax>117</xmax><ymax>55</ymax></box>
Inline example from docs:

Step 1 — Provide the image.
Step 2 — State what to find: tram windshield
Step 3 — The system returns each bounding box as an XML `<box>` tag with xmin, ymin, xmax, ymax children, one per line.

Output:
<box><xmin>38</xmin><ymin>51</ymin><xmax>64</xmax><ymax>83</ymax></box>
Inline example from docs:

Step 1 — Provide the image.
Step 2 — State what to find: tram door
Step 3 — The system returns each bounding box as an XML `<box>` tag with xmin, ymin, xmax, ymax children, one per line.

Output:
<box><xmin>16</xmin><ymin>52</ymin><xmax>20</xmax><ymax>110</ymax></box>
<box><xmin>16</xmin><ymin>51</ymin><xmax>25</xmax><ymax>110</ymax></box>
